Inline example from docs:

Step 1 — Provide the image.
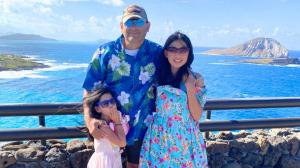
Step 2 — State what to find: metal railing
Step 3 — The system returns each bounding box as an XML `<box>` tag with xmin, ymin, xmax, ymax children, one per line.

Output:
<box><xmin>0</xmin><ymin>97</ymin><xmax>300</xmax><ymax>142</ymax></box>
<box><xmin>0</xmin><ymin>102</ymin><xmax>83</xmax><ymax>144</ymax></box>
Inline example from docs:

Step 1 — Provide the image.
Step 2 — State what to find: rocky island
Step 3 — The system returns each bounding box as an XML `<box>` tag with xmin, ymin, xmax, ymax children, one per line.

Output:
<box><xmin>0</xmin><ymin>33</ymin><xmax>56</xmax><ymax>41</ymax></box>
<box><xmin>0</xmin><ymin>33</ymin><xmax>55</xmax><ymax>71</ymax></box>
<box><xmin>204</xmin><ymin>37</ymin><xmax>300</xmax><ymax>65</ymax></box>
<box><xmin>0</xmin><ymin>54</ymin><xmax>49</xmax><ymax>71</ymax></box>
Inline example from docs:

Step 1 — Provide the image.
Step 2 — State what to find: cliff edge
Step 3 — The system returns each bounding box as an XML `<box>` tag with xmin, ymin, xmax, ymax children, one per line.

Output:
<box><xmin>205</xmin><ymin>37</ymin><xmax>289</xmax><ymax>58</ymax></box>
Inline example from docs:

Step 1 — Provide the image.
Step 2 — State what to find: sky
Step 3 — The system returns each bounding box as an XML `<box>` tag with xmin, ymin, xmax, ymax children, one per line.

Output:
<box><xmin>1</xmin><ymin>0</ymin><xmax>300</xmax><ymax>49</ymax></box>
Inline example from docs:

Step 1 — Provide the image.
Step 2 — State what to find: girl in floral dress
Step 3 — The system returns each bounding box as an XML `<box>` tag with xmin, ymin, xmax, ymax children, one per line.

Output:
<box><xmin>139</xmin><ymin>31</ymin><xmax>209</xmax><ymax>167</ymax></box>
<box><xmin>86</xmin><ymin>86</ymin><xmax>129</xmax><ymax>168</ymax></box>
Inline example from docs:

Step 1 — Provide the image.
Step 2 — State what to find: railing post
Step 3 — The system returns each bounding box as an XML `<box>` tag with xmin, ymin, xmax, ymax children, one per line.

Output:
<box><xmin>38</xmin><ymin>115</ymin><xmax>46</xmax><ymax>146</ymax></box>
<box><xmin>205</xmin><ymin>110</ymin><xmax>211</xmax><ymax>139</ymax></box>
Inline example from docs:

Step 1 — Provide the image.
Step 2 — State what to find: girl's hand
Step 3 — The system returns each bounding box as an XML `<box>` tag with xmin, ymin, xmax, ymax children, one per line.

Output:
<box><xmin>99</xmin><ymin>124</ymin><xmax>116</xmax><ymax>139</ymax></box>
<box><xmin>91</xmin><ymin>119</ymin><xmax>107</xmax><ymax>139</ymax></box>
<box><xmin>185</xmin><ymin>73</ymin><xmax>197</xmax><ymax>94</ymax></box>
<box><xmin>110</xmin><ymin>108</ymin><xmax>121</xmax><ymax>124</ymax></box>
<box><xmin>100</xmin><ymin>120</ymin><xmax>127</xmax><ymax>147</ymax></box>
<box><xmin>194</xmin><ymin>73</ymin><xmax>204</xmax><ymax>88</ymax></box>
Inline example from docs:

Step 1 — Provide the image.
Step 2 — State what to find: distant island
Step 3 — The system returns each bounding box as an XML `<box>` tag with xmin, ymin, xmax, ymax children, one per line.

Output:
<box><xmin>0</xmin><ymin>33</ymin><xmax>56</xmax><ymax>41</ymax></box>
<box><xmin>204</xmin><ymin>37</ymin><xmax>299</xmax><ymax>65</ymax></box>
<box><xmin>0</xmin><ymin>54</ymin><xmax>49</xmax><ymax>71</ymax></box>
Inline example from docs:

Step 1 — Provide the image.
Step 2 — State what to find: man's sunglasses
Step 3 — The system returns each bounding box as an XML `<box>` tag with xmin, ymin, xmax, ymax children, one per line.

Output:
<box><xmin>124</xmin><ymin>19</ymin><xmax>146</xmax><ymax>27</ymax></box>
<box><xmin>96</xmin><ymin>98</ymin><xmax>116</xmax><ymax>108</ymax></box>
<box><xmin>166</xmin><ymin>46</ymin><xmax>189</xmax><ymax>54</ymax></box>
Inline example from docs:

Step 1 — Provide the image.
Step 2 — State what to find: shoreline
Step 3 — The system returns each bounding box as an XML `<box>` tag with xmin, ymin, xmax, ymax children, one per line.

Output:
<box><xmin>201</xmin><ymin>52</ymin><xmax>300</xmax><ymax>66</ymax></box>
<box><xmin>228</xmin><ymin>58</ymin><xmax>273</xmax><ymax>65</ymax></box>
<box><xmin>228</xmin><ymin>58</ymin><xmax>300</xmax><ymax>66</ymax></box>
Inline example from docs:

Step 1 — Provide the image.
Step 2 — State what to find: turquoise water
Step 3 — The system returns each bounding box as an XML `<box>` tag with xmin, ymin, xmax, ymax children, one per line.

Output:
<box><xmin>0</xmin><ymin>40</ymin><xmax>300</xmax><ymax>128</ymax></box>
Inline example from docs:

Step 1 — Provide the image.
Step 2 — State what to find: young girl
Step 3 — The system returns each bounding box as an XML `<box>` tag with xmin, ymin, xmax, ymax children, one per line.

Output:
<box><xmin>86</xmin><ymin>86</ymin><xmax>129</xmax><ymax>168</ymax></box>
<box><xmin>140</xmin><ymin>31</ymin><xmax>208</xmax><ymax>167</ymax></box>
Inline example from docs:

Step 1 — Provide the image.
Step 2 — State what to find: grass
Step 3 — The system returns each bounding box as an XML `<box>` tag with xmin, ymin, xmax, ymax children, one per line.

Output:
<box><xmin>0</xmin><ymin>54</ymin><xmax>49</xmax><ymax>71</ymax></box>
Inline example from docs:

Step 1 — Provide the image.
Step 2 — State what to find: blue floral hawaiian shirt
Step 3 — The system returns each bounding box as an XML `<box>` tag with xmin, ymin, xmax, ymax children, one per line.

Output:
<box><xmin>83</xmin><ymin>35</ymin><xmax>162</xmax><ymax>145</ymax></box>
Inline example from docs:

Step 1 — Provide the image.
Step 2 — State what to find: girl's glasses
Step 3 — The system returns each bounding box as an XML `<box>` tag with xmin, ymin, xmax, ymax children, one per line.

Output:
<box><xmin>96</xmin><ymin>98</ymin><xmax>116</xmax><ymax>108</ymax></box>
<box><xmin>124</xmin><ymin>19</ymin><xmax>146</xmax><ymax>27</ymax></box>
<box><xmin>166</xmin><ymin>46</ymin><xmax>189</xmax><ymax>54</ymax></box>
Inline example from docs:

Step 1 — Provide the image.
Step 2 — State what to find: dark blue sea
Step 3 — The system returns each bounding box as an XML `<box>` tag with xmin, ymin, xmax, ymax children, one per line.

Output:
<box><xmin>1</xmin><ymin>40</ymin><xmax>300</xmax><ymax>129</ymax></box>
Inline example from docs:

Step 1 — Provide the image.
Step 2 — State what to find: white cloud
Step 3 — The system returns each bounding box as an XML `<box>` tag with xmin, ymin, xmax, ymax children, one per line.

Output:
<box><xmin>272</xmin><ymin>27</ymin><xmax>280</xmax><ymax>36</ymax></box>
<box><xmin>160</xmin><ymin>20</ymin><xmax>175</xmax><ymax>42</ymax></box>
<box><xmin>279</xmin><ymin>0</ymin><xmax>289</xmax><ymax>2</ymax></box>
<box><xmin>149</xmin><ymin>20</ymin><xmax>175</xmax><ymax>44</ymax></box>
<box><xmin>64</xmin><ymin>0</ymin><xmax>88</xmax><ymax>1</ymax></box>
<box><xmin>115</xmin><ymin>15</ymin><xmax>122</xmax><ymax>22</ymax></box>
<box><xmin>0</xmin><ymin>0</ymin><xmax>123</xmax><ymax>14</ymax></box>
<box><xmin>203</xmin><ymin>25</ymin><xmax>264</xmax><ymax>38</ymax></box>
<box><xmin>215</xmin><ymin>29</ymin><xmax>230</xmax><ymax>35</ymax></box>
<box><xmin>252</xmin><ymin>28</ymin><xmax>261</xmax><ymax>34</ymax></box>
<box><xmin>0</xmin><ymin>0</ymin><xmax>122</xmax><ymax>41</ymax></box>
<box><xmin>95</xmin><ymin>0</ymin><xmax>124</xmax><ymax>6</ymax></box>
<box><xmin>235</xmin><ymin>27</ymin><xmax>250</xmax><ymax>34</ymax></box>
<box><xmin>34</xmin><ymin>6</ymin><xmax>53</xmax><ymax>15</ymax></box>
<box><xmin>0</xmin><ymin>0</ymin><xmax>62</xmax><ymax>16</ymax></box>
<box><xmin>164</xmin><ymin>20</ymin><xmax>175</xmax><ymax>34</ymax></box>
<box><xmin>89</xmin><ymin>16</ymin><xmax>98</xmax><ymax>25</ymax></box>
<box><xmin>63</xmin><ymin>0</ymin><xmax>125</xmax><ymax>6</ymax></box>
<box><xmin>285</xmin><ymin>31</ymin><xmax>296</xmax><ymax>37</ymax></box>
<box><xmin>0</xmin><ymin>0</ymin><xmax>62</xmax><ymax>12</ymax></box>
<box><xmin>176</xmin><ymin>0</ymin><xmax>192</xmax><ymax>3</ymax></box>
<box><xmin>178</xmin><ymin>25</ymin><xmax>276</xmax><ymax>47</ymax></box>
<box><xmin>54</xmin><ymin>14</ymin><xmax>118</xmax><ymax>40</ymax></box>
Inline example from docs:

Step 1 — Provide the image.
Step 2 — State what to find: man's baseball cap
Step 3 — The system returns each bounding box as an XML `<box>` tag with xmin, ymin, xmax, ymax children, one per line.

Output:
<box><xmin>122</xmin><ymin>4</ymin><xmax>148</xmax><ymax>23</ymax></box>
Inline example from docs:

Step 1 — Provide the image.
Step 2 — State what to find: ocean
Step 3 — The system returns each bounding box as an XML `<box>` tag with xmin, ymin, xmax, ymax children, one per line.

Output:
<box><xmin>1</xmin><ymin>40</ymin><xmax>300</xmax><ymax>129</ymax></box>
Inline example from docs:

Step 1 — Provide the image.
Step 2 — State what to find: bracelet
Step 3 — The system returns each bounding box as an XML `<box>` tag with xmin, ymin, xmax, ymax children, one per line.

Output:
<box><xmin>114</xmin><ymin>123</ymin><xmax>122</xmax><ymax>126</ymax></box>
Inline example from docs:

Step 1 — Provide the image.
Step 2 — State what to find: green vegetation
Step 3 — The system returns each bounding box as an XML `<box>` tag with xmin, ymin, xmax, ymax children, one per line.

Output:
<box><xmin>0</xmin><ymin>54</ymin><xmax>49</xmax><ymax>71</ymax></box>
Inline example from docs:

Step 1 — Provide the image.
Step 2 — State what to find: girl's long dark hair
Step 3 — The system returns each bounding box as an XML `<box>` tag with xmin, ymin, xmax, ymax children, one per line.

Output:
<box><xmin>157</xmin><ymin>31</ymin><xmax>194</xmax><ymax>88</ymax></box>
<box><xmin>84</xmin><ymin>85</ymin><xmax>120</xmax><ymax>141</ymax></box>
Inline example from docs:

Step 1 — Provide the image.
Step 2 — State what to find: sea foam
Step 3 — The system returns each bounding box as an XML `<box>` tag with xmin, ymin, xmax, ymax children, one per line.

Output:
<box><xmin>0</xmin><ymin>55</ymin><xmax>88</xmax><ymax>79</ymax></box>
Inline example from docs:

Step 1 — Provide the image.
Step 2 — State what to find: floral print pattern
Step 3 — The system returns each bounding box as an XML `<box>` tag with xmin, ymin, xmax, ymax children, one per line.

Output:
<box><xmin>109</xmin><ymin>54</ymin><xmax>121</xmax><ymax>70</ymax></box>
<box><xmin>139</xmin><ymin>71</ymin><xmax>150</xmax><ymax>84</ymax></box>
<box><xmin>115</xmin><ymin>61</ymin><xmax>131</xmax><ymax>77</ymax></box>
<box><xmin>83</xmin><ymin>36</ymin><xmax>162</xmax><ymax>145</ymax></box>
<box><xmin>139</xmin><ymin>62</ymin><xmax>156</xmax><ymax>84</ymax></box>
<box><xmin>117</xmin><ymin>91</ymin><xmax>130</xmax><ymax>106</ymax></box>
<box><xmin>140</xmin><ymin>85</ymin><xmax>209</xmax><ymax>168</ymax></box>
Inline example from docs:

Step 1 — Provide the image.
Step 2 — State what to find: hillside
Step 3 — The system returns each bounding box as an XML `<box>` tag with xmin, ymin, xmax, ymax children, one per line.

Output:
<box><xmin>0</xmin><ymin>33</ymin><xmax>56</xmax><ymax>41</ymax></box>
<box><xmin>205</xmin><ymin>37</ymin><xmax>288</xmax><ymax>58</ymax></box>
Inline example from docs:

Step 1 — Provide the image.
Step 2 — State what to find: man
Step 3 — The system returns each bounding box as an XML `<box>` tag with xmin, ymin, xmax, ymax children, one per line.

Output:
<box><xmin>82</xmin><ymin>4</ymin><xmax>162</xmax><ymax>168</ymax></box>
